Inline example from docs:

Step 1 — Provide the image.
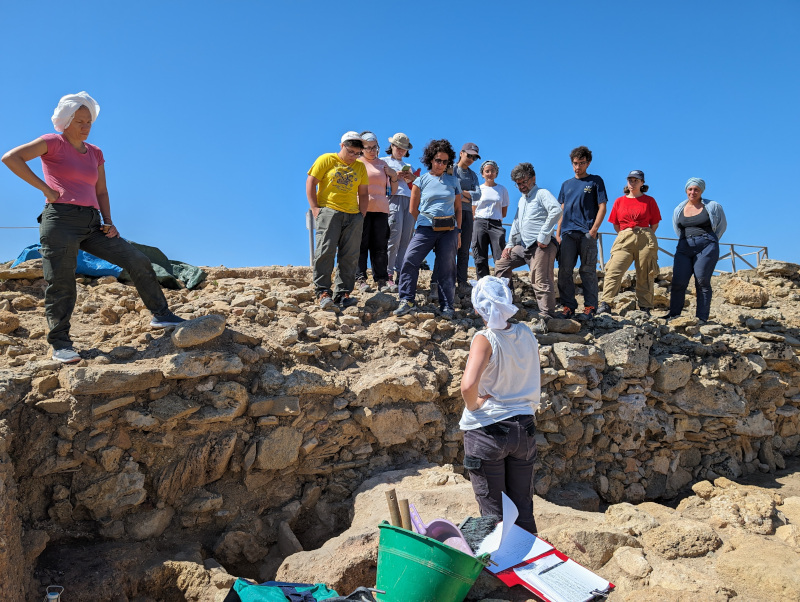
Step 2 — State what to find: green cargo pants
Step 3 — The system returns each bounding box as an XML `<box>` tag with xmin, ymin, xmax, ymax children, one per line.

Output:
<box><xmin>38</xmin><ymin>203</ymin><xmax>169</xmax><ymax>349</ymax></box>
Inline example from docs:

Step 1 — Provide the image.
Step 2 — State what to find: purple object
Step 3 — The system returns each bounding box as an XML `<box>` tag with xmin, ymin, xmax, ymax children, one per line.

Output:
<box><xmin>407</xmin><ymin>503</ymin><xmax>474</xmax><ymax>555</ymax></box>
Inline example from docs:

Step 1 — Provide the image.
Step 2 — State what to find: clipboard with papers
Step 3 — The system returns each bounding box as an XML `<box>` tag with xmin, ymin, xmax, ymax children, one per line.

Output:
<box><xmin>476</xmin><ymin>493</ymin><xmax>614</xmax><ymax>602</ymax></box>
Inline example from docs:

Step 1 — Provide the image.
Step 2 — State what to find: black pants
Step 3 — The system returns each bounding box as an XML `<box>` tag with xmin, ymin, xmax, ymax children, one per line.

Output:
<box><xmin>356</xmin><ymin>211</ymin><xmax>389</xmax><ymax>283</ymax></box>
<box><xmin>471</xmin><ymin>218</ymin><xmax>506</xmax><ymax>280</ymax></box>
<box><xmin>39</xmin><ymin>203</ymin><xmax>168</xmax><ymax>349</ymax></box>
<box><xmin>558</xmin><ymin>230</ymin><xmax>599</xmax><ymax>310</ymax></box>
<box><xmin>463</xmin><ymin>415</ymin><xmax>537</xmax><ymax>533</ymax></box>
<box><xmin>669</xmin><ymin>233</ymin><xmax>719</xmax><ymax>321</ymax></box>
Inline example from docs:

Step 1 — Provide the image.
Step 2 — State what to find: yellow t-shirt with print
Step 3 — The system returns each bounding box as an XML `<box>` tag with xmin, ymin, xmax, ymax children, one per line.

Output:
<box><xmin>308</xmin><ymin>153</ymin><xmax>367</xmax><ymax>214</ymax></box>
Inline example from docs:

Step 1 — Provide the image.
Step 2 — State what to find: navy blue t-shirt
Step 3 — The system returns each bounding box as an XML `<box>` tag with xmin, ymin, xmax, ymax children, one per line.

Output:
<box><xmin>557</xmin><ymin>175</ymin><xmax>608</xmax><ymax>233</ymax></box>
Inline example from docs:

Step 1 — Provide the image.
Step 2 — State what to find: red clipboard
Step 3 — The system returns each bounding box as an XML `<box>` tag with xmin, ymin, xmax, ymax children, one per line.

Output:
<box><xmin>489</xmin><ymin>542</ymin><xmax>614</xmax><ymax>602</ymax></box>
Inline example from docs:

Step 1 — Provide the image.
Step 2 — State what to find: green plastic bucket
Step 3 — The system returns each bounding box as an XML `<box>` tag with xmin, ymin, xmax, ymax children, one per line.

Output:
<box><xmin>375</xmin><ymin>522</ymin><xmax>485</xmax><ymax>602</ymax></box>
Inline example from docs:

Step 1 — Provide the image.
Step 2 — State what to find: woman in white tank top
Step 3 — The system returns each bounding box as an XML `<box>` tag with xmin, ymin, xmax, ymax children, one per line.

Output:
<box><xmin>460</xmin><ymin>276</ymin><xmax>541</xmax><ymax>533</ymax></box>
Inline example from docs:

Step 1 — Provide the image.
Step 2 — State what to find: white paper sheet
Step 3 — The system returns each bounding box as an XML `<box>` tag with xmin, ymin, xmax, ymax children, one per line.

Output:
<box><xmin>476</xmin><ymin>522</ymin><xmax>553</xmax><ymax>573</ymax></box>
<box><xmin>500</xmin><ymin>491</ymin><xmax>518</xmax><ymax>545</ymax></box>
<box><xmin>514</xmin><ymin>558</ymin><xmax>611</xmax><ymax>602</ymax></box>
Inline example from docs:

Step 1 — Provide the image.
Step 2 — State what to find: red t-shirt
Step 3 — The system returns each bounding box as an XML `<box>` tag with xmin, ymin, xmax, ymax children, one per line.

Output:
<box><xmin>40</xmin><ymin>133</ymin><xmax>105</xmax><ymax>210</ymax></box>
<box><xmin>608</xmin><ymin>194</ymin><xmax>661</xmax><ymax>230</ymax></box>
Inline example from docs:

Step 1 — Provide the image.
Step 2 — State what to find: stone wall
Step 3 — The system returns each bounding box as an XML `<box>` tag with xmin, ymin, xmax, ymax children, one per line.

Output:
<box><xmin>0</xmin><ymin>259</ymin><xmax>799</xmax><ymax>595</ymax></box>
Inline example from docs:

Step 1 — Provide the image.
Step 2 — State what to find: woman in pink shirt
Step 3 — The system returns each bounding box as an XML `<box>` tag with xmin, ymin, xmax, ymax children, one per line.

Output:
<box><xmin>355</xmin><ymin>131</ymin><xmax>397</xmax><ymax>293</ymax></box>
<box><xmin>2</xmin><ymin>92</ymin><xmax>184</xmax><ymax>363</ymax></box>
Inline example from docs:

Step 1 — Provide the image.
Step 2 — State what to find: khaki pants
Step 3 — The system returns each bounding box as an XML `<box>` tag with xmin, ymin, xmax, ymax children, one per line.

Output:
<box><xmin>494</xmin><ymin>241</ymin><xmax>558</xmax><ymax>315</ymax></box>
<box><xmin>601</xmin><ymin>227</ymin><xmax>659</xmax><ymax>308</ymax></box>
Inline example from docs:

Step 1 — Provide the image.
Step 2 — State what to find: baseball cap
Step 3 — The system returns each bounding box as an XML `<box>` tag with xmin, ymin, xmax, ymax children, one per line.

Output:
<box><xmin>461</xmin><ymin>142</ymin><xmax>480</xmax><ymax>159</ymax></box>
<box><xmin>341</xmin><ymin>131</ymin><xmax>363</xmax><ymax>143</ymax></box>
<box><xmin>627</xmin><ymin>170</ymin><xmax>645</xmax><ymax>181</ymax></box>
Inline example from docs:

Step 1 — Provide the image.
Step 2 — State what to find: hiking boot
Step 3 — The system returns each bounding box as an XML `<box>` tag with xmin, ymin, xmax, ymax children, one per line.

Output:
<box><xmin>318</xmin><ymin>292</ymin><xmax>335</xmax><ymax>310</ymax></box>
<box><xmin>440</xmin><ymin>307</ymin><xmax>455</xmax><ymax>320</ymax></box>
<box><xmin>428</xmin><ymin>282</ymin><xmax>439</xmax><ymax>302</ymax></box>
<box><xmin>150</xmin><ymin>311</ymin><xmax>186</xmax><ymax>328</ymax></box>
<box><xmin>578</xmin><ymin>306</ymin><xmax>596</xmax><ymax>320</ymax></box>
<box><xmin>597</xmin><ymin>302</ymin><xmax>611</xmax><ymax>315</ymax></box>
<box><xmin>383</xmin><ymin>278</ymin><xmax>398</xmax><ymax>293</ymax></box>
<box><xmin>52</xmin><ymin>347</ymin><xmax>81</xmax><ymax>364</ymax></box>
<box><xmin>336</xmin><ymin>293</ymin><xmax>358</xmax><ymax>309</ymax></box>
<box><xmin>393</xmin><ymin>300</ymin><xmax>416</xmax><ymax>316</ymax></box>
<box><xmin>357</xmin><ymin>280</ymin><xmax>372</xmax><ymax>294</ymax></box>
<box><xmin>560</xmin><ymin>306</ymin><xmax>575</xmax><ymax>319</ymax></box>
<box><xmin>530</xmin><ymin>317</ymin><xmax>549</xmax><ymax>335</ymax></box>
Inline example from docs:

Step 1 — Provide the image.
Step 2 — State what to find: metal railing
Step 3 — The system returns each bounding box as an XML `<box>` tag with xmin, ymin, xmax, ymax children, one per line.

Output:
<box><xmin>305</xmin><ymin>212</ymin><xmax>768</xmax><ymax>275</ymax></box>
<box><xmin>596</xmin><ymin>231</ymin><xmax>767</xmax><ymax>274</ymax></box>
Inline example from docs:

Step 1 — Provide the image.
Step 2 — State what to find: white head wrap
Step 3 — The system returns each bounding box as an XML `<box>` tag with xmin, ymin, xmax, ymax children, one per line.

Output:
<box><xmin>51</xmin><ymin>91</ymin><xmax>100</xmax><ymax>133</ymax></box>
<box><xmin>470</xmin><ymin>276</ymin><xmax>518</xmax><ymax>329</ymax></box>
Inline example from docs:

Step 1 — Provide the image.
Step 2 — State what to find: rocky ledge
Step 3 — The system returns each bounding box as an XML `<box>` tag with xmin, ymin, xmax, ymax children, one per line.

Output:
<box><xmin>0</xmin><ymin>258</ymin><xmax>798</xmax><ymax>600</ymax></box>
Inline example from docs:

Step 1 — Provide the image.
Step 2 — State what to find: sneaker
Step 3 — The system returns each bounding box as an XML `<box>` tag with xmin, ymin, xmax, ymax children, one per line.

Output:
<box><xmin>560</xmin><ymin>307</ymin><xmax>575</xmax><ymax>319</ymax></box>
<box><xmin>336</xmin><ymin>293</ymin><xmax>358</xmax><ymax>309</ymax></box>
<box><xmin>384</xmin><ymin>278</ymin><xmax>398</xmax><ymax>293</ymax></box>
<box><xmin>440</xmin><ymin>307</ymin><xmax>455</xmax><ymax>320</ymax></box>
<box><xmin>393</xmin><ymin>300</ymin><xmax>416</xmax><ymax>316</ymax></box>
<box><xmin>377</xmin><ymin>280</ymin><xmax>388</xmax><ymax>292</ymax></box>
<box><xmin>150</xmin><ymin>311</ymin><xmax>186</xmax><ymax>328</ymax></box>
<box><xmin>52</xmin><ymin>347</ymin><xmax>81</xmax><ymax>364</ymax></box>
<box><xmin>428</xmin><ymin>283</ymin><xmax>439</xmax><ymax>302</ymax></box>
<box><xmin>597</xmin><ymin>302</ymin><xmax>611</xmax><ymax>315</ymax></box>
<box><xmin>357</xmin><ymin>280</ymin><xmax>372</xmax><ymax>294</ymax></box>
<box><xmin>319</xmin><ymin>292</ymin><xmax>335</xmax><ymax>310</ymax></box>
<box><xmin>580</xmin><ymin>306</ymin><xmax>596</xmax><ymax>319</ymax></box>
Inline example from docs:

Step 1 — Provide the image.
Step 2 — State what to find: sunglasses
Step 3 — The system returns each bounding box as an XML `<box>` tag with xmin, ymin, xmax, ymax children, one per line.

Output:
<box><xmin>433</xmin><ymin>158</ymin><xmax>449</xmax><ymax>165</ymax></box>
<box><xmin>466</xmin><ymin>154</ymin><xmax>478</xmax><ymax>160</ymax></box>
<box><xmin>363</xmin><ymin>144</ymin><xmax>379</xmax><ymax>152</ymax></box>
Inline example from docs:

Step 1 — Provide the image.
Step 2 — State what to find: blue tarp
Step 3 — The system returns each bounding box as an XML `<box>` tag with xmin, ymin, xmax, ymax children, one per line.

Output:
<box><xmin>11</xmin><ymin>244</ymin><xmax>123</xmax><ymax>277</ymax></box>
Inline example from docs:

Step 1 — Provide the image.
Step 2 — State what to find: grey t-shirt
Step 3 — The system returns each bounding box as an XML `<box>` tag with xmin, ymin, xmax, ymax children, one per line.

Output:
<box><xmin>454</xmin><ymin>164</ymin><xmax>481</xmax><ymax>209</ymax></box>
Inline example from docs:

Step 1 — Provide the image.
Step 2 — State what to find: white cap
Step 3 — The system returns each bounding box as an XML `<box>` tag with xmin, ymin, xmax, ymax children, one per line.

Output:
<box><xmin>470</xmin><ymin>276</ymin><xmax>518</xmax><ymax>329</ymax></box>
<box><xmin>341</xmin><ymin>131</ymin><xmax>362</xmax><ymax>143</ymax></box>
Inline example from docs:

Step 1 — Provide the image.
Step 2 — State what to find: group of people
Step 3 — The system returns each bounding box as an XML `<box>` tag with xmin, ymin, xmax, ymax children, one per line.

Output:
<box><xmin>308</xmin><ymin>134</ymin><xmax>728</xmax><ymax>324</ymax></box>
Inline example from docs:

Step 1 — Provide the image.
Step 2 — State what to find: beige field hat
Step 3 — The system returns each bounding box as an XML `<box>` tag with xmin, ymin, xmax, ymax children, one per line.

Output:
<box><xmin>388</xmin><ymin>132</ymin><xmax>413</xmax><ymax>150</ymax></box>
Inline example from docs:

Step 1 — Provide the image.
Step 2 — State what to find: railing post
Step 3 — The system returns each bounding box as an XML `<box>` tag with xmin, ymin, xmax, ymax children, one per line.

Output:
<box><xmin>598</xmin><ymin>233</ymin><xmax>605</xmax><ymax>271</ymax></box>
<box><xmin>730</xmin><ymin>244</ymin><xmax>736</xmax><ymax>273</ymax></box>
<box><xmin>306</xmin><ymin>209</ymin><xmax>315</xmax><ymax>267</ymax></box>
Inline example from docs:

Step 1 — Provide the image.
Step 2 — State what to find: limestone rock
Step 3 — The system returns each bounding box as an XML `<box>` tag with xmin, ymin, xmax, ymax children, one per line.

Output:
<box><xmin>356</xmin><ymin>407</ymin><xmax>420</xmax><ymax>446</ymax></box>
<box><xmin>552</xmin><ymin>343</ymin><xmax>605</xmax><ymax>371</ymax></box>
<box><xmin>642</xmin><ymin>520</ymin><xmax>721</xmax><ymax>559</ymax></box>
<box><xmin>605</xmin><ymin>502</ymin><xmax>660</xmax><ymax>535</ymax></box>
<box><xmin>732</xmin><ymin>410</ymin><xmax>775</xmax><ymax>437</ymax></box>
<box><xmin>161</xmin><ymin>352</ymin><xmax>243</xmax><ymax>379</ymax></box>
<box><xmin>612</xmin><ymin>545</ymin><xmax>652</xmax><ymax>579</ymax></box>
<box><xmin>155</xmin><ymin>433</ymin><xmax>237</xmax><ymax>504</ymax></box>
<box><xmin>350</xmin><ymin>360</ymin><xmax>439</xmax><ymax>407</ymax></box>
<box><xmin>74</xmin><ymin>460</ymin><xmax>147</xmax><ymax>520</ymax></box>
<box><xmin>0</xmin><ymin>258</ymin><xmax>43</xmax><ymax>279</ymax></box>
<box><xmin>214</xmin><ymin>530</ymin><xmax>268</xmax><ymax>565</ymax></box>
<box><xmin>672</xmin><ymin>377</ymin><xmax>747</xmax><ymax>417</ymax></box>
<box><xmin>171</xmin><ymin>314</ymin><xmax>227</xmax><ymax>348</ymax></box>
<box><xmin>546</xmin><ymin>318</ymin><xmax>581</xmax><ymax>334</ymax></box>
<box><xmin>126</xmin><ymin>507</ymin><xmax>175</xmax><ymax>541</ymax></box>
<box><xmin>652</xmin><ymin>354</ymin><xmax>692</xmax><ymax>392</ymax></box>
<box><xmin>149</xmin><ymin>394</ymin><xmax>201</xmax><ymax>422</ymax></box>
<box><xmin>255</xmin><ymin>427</ymin><xmax>303</xmax><ymax>470</ymax></box>
<box><xmin>596</xmin><ymin>327</ymin><xmax>653</xmax><ymax>377</ymax></box>
<box><xmin>282</xmin><ymin>365</ymin><xmax>346</xmax><ymax>396</ymax></box>
<box><xmin>60</xmin><ymin>361</ymin><xmax>163</xmax><ymax>395</ymax></box>
<box><xmin>248</xmin><ymin>396</ymin><xmax>301</xmax><ymax>417</ymax></box>
<box><xmin>0</xmin><ymin>311</ymin><xmax>19</xmax><ymax>335</ymax></box>
<box><xmin>757</xmin><ymin>258</ymin><xmax>800</xmax><ymax>278</ymax></box>
<box><xmin>539</xmin><ymin>526</ymin><xmax>641</xmax><ymax>569</ymax></box>
<box><xmin>723</xmin><ymin>277</ymin><xmax>769</xmax><ymax>308</ymax></box>
<box><xmin>715</xmin><ymin>537</ymin><xmax>800</xmax><ymax>600</ymax></box>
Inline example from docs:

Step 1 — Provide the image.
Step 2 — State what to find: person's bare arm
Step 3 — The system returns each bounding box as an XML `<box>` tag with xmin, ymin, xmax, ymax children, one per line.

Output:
<box><xmin>556</xmin><ymin>205</ymin><xmax>564</xmax><ymax>243</ymax></box>
<box><xmin>410</xmin><ymin>185</ymin><xmax>421</xmax><ymax>219</ymax></box>
<box><xmin>589</xmin><ymin>202</ymin><xmax>607</xmax><ymax>239</ymax></box>
<box><xmin>306</xmin><ymin>175</ymin><xmax>321</xmax><ymax>218</ymax></box>
<box><xmin>454</xmin><ymin>193</ymin><xmax>463</xmax><ymax>248</ymax></box>
<box><xmin>461</xmin><ymin>334</ymin><xmax>493</xmax><ymax>412</ymax></box>
<box><xmin>502</xmin><ymin>206</ymin><xmax>508</xmax><ymax>219</ymax></box>
<box><xmin>613</xmin><ymin>224</ymin><xmax>621</xmax><ymax>233</ymax></box>
<box><xmin>358</xmin><ymin>184</ymin><xmax>369</xmax><ymax>216</ymax></box>
<box><xmin>2</xmin><ymin>138</ymin><xmax>60</xmax><ymax>202</ymax></box>
<box><xmin>94</xmin><ymin>165</ymin><xmax>119</xmax><ymax>238</ymax></box>
<box><xmin>650</xmin><ymin>220</ymin><xmax>660</xmax><ymax>234</ymax></box>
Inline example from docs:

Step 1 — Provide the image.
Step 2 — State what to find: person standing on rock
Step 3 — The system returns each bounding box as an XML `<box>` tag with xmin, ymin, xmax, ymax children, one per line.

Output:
<box><xmin>666</xmin><ymin>177</ymin><xmax>727</xmax><ymax>323</ymax></box>
<box><xmin>394</xmin><ymin>139</ymin><xmax>462</xmax><ymax>319</ymax></box>
<box><xmin>307</xmin><ymin>131</ymin><xmax>369</xmax><ymax>310</ymax></box>
<box><xmin>382</xmin><ymin>133</ymin><xmax>416</xmax><ymax>292</ymax></box>
<box><xmin>431</xmin><ymin>142</ymin><xmax>482</xmax><ymax>300</ymax></box>
<box><xmin>460</xmin><ymin>276</ymin><xmax>541</xmax><ymax>533</ymax></box>
<box><xmin>556</xmin><ymin>146</ymin><xmax>608</xmax><ymax>319</ymax></box>
<box><xmin>1</xmin><ymin>92</ymin><xmax>185</xmax><ymax>364</ymax></box>
<box><xmin>355</xmin><ymin>132</ymin><xmax>398</xmax><ymax>294</ymax></box>
<box><xmin>494</xmin><ymin>163</ymin><xmax>562</xmax><ymax>317</ymax></box>
<box><xmin>471</xmin><ymin>160</ymin><xmax>509</xmax><ymax>280</ymax></box>
<box><xmin>597</xmin><ymin>170</ymin><xmax>662</xmax><ymax>316</ymax></box>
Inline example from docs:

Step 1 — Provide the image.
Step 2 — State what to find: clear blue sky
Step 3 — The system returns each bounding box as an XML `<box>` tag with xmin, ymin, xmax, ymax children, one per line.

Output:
<box><xmin>1</xmin><ymin>1</ymin><xmax>798</xmax><ymax>271</ymax></box>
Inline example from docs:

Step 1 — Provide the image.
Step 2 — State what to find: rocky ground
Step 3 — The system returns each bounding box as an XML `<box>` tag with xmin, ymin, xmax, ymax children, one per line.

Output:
<box><xmin>0</xmin><ymin>257</ymin><xmax>799</xmax><ymax>601</ymax></box>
